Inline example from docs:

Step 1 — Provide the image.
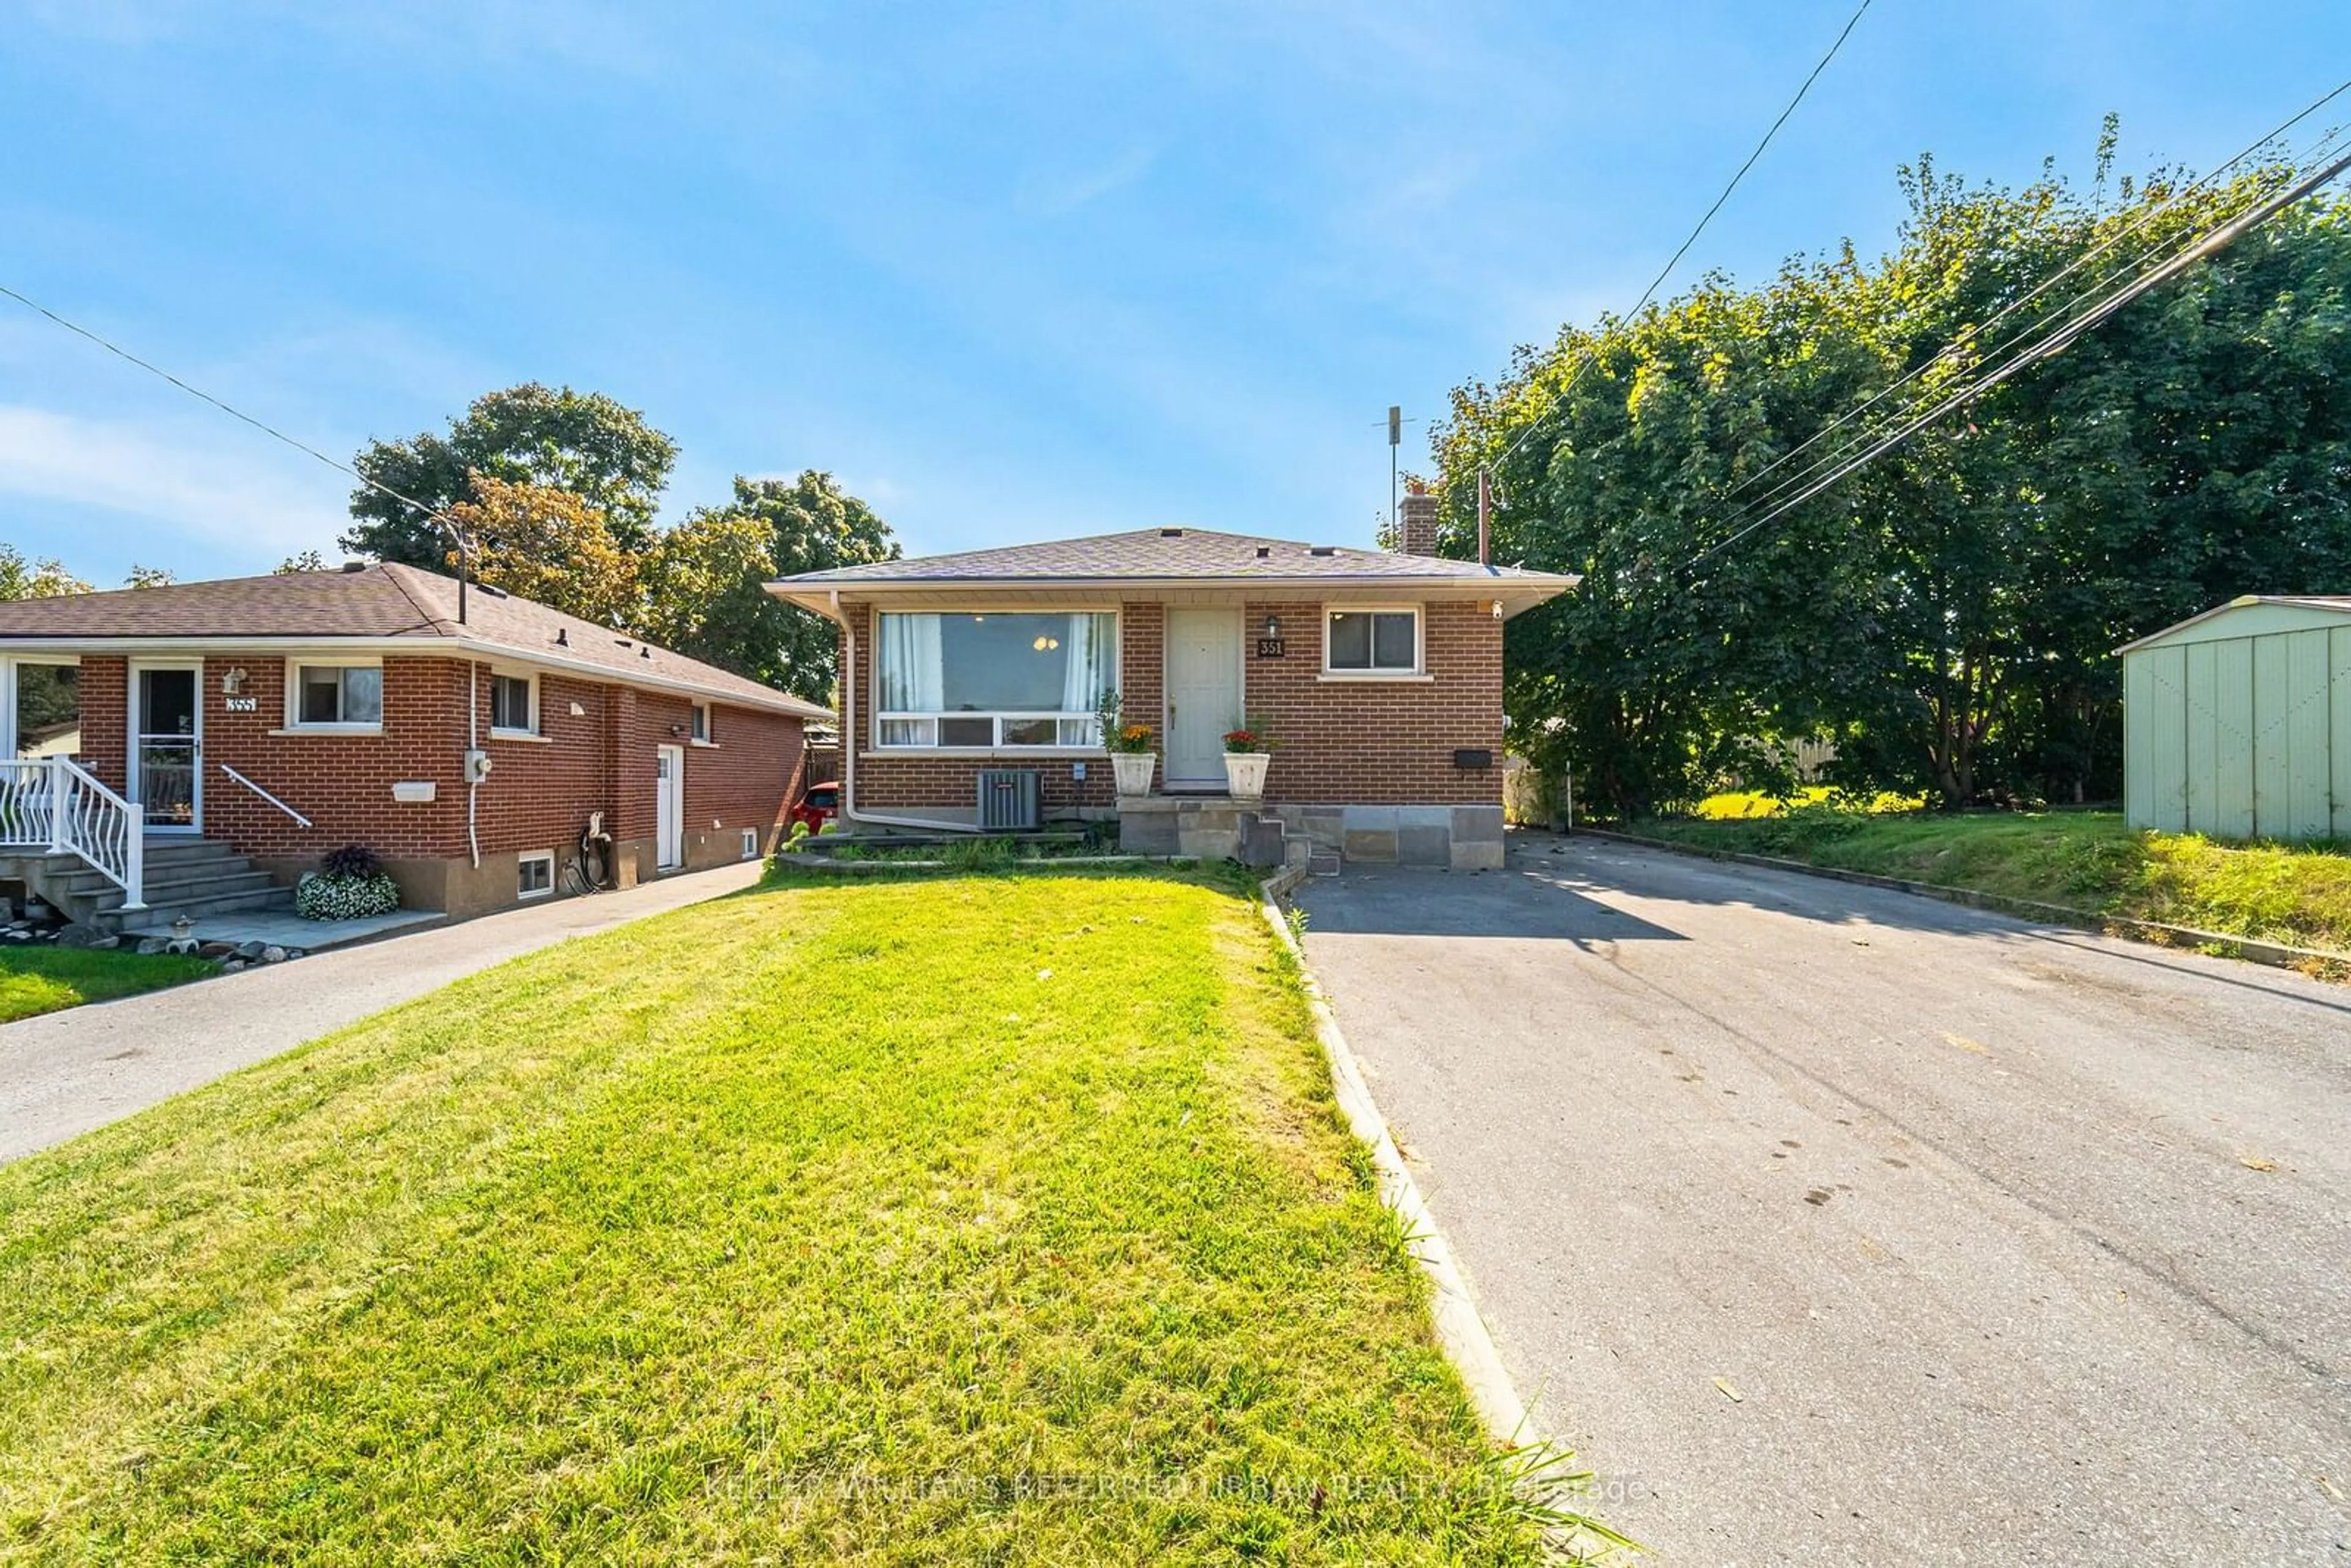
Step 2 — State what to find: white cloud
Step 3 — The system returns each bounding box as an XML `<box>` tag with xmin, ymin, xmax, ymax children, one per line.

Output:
<box><xmin>0</xmin><ymin>405</ymin><xmax>350</xmax><ymax>558</ymax></box>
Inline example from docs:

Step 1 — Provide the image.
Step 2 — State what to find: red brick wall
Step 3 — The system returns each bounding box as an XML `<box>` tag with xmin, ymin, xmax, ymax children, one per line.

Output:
<box><xmin>1239</xmin><ymin>599</ymin><xmax>1502</xmax><ymax>805</ymax></box>
<box><xmin>67</xmin><ymin>651</ymin><xmax>806</xmax><ymax>865</ymax></box>
<box><xmin>833</xmin><ymin>596</ymin><xmax>1501</xmax><ymax>814</ymax></box>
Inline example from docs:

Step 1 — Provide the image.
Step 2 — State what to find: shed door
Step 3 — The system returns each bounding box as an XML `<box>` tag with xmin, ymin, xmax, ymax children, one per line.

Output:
<box><xmin>1164</xmin><ymin>609</ymin><xmax>1242</xmax><ymax>787</ymax></box>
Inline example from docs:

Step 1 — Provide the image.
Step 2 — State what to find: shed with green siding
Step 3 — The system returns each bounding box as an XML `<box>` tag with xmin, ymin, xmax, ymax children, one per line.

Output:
<box><xmin>2120</xmin><ymin>596</ymin><xmax>2351</xmax><ymax>842</ymax></box>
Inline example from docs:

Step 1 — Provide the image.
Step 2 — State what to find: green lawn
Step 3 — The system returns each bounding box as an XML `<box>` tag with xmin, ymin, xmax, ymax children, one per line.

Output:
<box><xmin>0</xmin><ymin>945</ymin><xmax>214</xmax><ymax>1024</ymax></box>
<box><xmin>0</xmin><ymin>868</ymin><xmax>1590</xmax><ymax>1564</ymax></box>
<box><xmin>1629</xmin><ymin>808</ymin><xmax>2351</xmax><ymax>955</ymax></box>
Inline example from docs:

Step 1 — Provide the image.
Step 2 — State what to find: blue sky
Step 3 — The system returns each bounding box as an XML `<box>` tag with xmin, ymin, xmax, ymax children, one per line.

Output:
<box><xmin>3</xmin><ymin>1</ymin><xmax>2347</xmax><ymax>583</ymax></box>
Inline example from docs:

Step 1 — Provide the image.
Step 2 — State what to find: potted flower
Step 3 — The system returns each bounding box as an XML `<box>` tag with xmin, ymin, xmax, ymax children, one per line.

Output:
<box><xmin>1221</xmin><ymin>719</ymin><xmax>1272</xmax><ymax>800</ymax></box>
<box><xmin>1096</xmin><ymin>689</ymin><xmax>1157</xmax><ymax>798</ymax></box>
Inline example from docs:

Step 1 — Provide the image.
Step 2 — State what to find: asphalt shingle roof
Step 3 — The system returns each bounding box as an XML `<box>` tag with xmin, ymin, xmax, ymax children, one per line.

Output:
<box><xmin>773</xmin><ymin>527</ymin><xmax>1575</xmax><ymax>586</ymax></box>
<box><xmin>0</xmin><ymin>565</ymin><xmax>827</xmax><ymax>717</ymax></box>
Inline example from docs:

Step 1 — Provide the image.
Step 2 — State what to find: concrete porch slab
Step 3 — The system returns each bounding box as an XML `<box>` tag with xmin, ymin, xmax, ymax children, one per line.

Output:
<box><xmin>123</xmin><ymin>907</ymin><xmax>447</xmax><ymax>952</ymax></box>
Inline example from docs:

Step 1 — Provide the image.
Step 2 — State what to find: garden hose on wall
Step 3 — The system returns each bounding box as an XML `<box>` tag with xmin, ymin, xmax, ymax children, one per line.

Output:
<box><xmin>569</xmin><ymin>812</ymin><xmax>613</xmax><ymax>896</ymax></box>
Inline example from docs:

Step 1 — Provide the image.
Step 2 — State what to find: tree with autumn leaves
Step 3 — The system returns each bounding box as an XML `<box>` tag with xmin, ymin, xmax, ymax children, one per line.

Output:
<box><xmin>342</xmin><ymin>384</ymin><xmax>897</xmax><ymax>705</ymax></box>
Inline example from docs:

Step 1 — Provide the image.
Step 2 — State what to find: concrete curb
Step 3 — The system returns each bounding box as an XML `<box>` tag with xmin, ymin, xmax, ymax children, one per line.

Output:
<box><xmin>1570</xmin><ymin>827</ymin><xmax>2351</xmax><ymax>974</ymax></box>
<box><xmin>1256</xmin><ymin>875</ymin><xmax>1532</xmax><ymax>1445</ymax></box>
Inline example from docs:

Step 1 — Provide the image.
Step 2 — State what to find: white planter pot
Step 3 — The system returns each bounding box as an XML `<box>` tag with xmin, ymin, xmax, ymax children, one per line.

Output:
<box><xmin>1222</xmin><ymin>751</ymin><xmax>1270</xmax><ymax>800</ymax></box>
<box><xmin>1111</xmin><ymin>752</ymin><xmax>1158</xmax><ymax>798</ymax></box>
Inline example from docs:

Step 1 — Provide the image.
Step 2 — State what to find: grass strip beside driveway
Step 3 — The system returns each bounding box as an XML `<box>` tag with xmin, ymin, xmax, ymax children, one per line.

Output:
<box><xmin>0</xmin><ymin>947</ymin><xmax>215</xmax><ymax>1024</ymax></box>
<box><xmin>1626</xmin><ymin>808</ymin><xmax>2351</xmax><ymax>956</ymax></box>
<box><xmin>0</xmin><ymin>868</ymin><xmax>1554</xmax><ymax>1564</ymax></box>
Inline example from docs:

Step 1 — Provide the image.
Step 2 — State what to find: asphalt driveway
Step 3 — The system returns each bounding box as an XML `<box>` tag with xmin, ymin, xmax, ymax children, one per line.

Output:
<box><xmin>1297</xmin><ymin>835</ymin><xmax>2350</xmax><ymax>1567</ymax></box>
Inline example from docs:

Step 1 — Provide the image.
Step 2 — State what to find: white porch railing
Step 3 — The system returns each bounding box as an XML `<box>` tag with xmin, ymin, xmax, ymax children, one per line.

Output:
<box><xmin>0</xmin><ymin>757</ymin><xmax>145</xmax><ymax>912</ymax></box>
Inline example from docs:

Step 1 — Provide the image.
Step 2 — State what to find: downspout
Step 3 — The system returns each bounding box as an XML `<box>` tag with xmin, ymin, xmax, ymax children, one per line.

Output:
<box><xmin>467</xmin><ymin>659</ymin><xmax>481</xmax><ymax>868</ymax></box>
<box><xmin>834</xmin><ymin>593</ymin><xmax>983</xmax><ymax>835</ymax></box>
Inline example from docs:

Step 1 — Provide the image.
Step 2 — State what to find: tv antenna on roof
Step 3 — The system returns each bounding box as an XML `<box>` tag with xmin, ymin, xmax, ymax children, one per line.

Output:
<box><xmin>1381</xmin><ymin>405</ymin><xmax>1422</xmax><ymax>534</ymax></box>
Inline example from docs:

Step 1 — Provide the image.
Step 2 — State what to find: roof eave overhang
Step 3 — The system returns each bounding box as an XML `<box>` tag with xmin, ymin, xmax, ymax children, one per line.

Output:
<box><xmin>766</xmin><ymin>574</ymin><xmax>1578</xmax><ymax>619</ymax></box>
<box><xmin>0</xmin><ymin>633</ymin><xmax>833</xmax><ymax>721</ymax></box>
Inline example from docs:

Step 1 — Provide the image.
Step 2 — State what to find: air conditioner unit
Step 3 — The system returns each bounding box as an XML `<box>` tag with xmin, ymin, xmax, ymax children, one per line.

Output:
<box><xmin>975</xmin><ymin>768</ymin><xmax>1041</xmax><ymax>832</ymax></box>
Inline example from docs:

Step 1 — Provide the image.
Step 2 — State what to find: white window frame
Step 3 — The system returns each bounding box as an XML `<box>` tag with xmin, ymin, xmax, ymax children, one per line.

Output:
<box><xmin>1321</xmin><ymin>604</ymin><xmax>1425</xmax><ymax>680</ymax></box>
<box><xmin>690</xmin><ymin>702</ymin><xmax>715</xmax><ymax>746</ymax></box>
<box><xmin>280</xmin><ymin>656</ymin><xmax>384</xmax><ymax>733</ymax></box>
<box><xmin>871</xmin><ymin>607</ymin><xmax>1120</xmax><ymax>753</ymax></box>
<box><xmin>517</xmin><ymin>849</ymin><xmax>556</xmax><ymax>900</ymax></box>
<box><xmin>488</xmin><ymin>667</ymin><xmax>540</xmax><ymax>738</ymax></box>
<box><xmin>740</xmin><ymin>827</ymin><xmax>760</xmax><ymax>860</ymax></box>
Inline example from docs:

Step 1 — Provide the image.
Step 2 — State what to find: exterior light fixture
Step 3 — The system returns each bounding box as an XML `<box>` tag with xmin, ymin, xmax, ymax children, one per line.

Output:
<box><xmin>221</xmin><ymin>667</ymin><xmax>247</xmax><ymax>695</ymax></box>
<box><xmin>1262</xmin><ymin>615</ymin><xmax>1280</xmax><ymax>639</ymax></box>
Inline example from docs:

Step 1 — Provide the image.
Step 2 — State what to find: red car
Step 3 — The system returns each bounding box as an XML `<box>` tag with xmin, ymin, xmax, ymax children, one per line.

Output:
<box><xmin>789</xmin><ymin>781</ymin><xmax>839</xmax><ymax>835</ymax></box>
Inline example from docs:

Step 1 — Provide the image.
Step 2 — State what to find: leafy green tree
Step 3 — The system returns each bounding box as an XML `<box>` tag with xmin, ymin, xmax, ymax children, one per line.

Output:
<box><xmin>642</xmin><ymin>471</ymin><xmax>898</xmax><ymax>702</ymax></box>
<box><xmin>342</xmin><ymin>384</ymin><xmax>677</xmax><ymax>566</ymax></box>
<box><xmin>276</xmin><ymin>549</ymin><xmax>331</xmax><ymax>574</ymax></box>
<box><xmin>124</xmin><ymin>565</ymin><xmax>176</xmax><ymax>588</ymax></box>
<box><xmin>0</xmin><ymin>546</ymin><xmax>91</xmax><ymax>601</ymax></box>
<box><xmin>1437</xmin><ymin>138</ymin><xmax>2351</xmax><ymax>815</ymax></box>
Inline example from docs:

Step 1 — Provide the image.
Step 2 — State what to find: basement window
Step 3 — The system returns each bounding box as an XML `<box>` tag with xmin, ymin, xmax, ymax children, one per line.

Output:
<box><xmin>517</xmin><ymin>850</ymin><xmax>555</xmax><ymax>899</ymax></box>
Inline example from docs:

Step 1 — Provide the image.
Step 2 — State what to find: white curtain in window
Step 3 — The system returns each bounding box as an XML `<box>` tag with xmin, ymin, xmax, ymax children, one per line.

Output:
<box><xmin>1060</xmin><ymin>613</ymin><xmax>1114</xmax><ymax>713</ymax></box>
<box><xmin>878</xmin><ymin>613</ymin><xmax>943</xmax><ymax>712</ymax></box>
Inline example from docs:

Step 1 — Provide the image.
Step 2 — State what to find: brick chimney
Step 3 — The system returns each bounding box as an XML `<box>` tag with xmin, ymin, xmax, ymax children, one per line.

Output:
<box><xmin>1398</xmin><ymin>480</ymin><xmax>1439</xmax><ymax>557</ymax></box>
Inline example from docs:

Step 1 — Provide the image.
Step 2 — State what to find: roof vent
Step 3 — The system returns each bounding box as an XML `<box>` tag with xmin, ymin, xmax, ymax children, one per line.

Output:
<box><xmin>476</xmin><ymin>582</ymin><xmax>508</xmax><ymax>599</ymax></box>
<box><xmin>555</xmin><ymin>627</ymin><xmax>569</xmax><ymax>647</ymax></box>
<box><xmin>340</xmin><ymin>560</ymin><xmax>368</xmax><ymax>574</ymax></box>
<box><xmin>640</xmin><ymin>645</ymin><xmax>653</xmax><ymax>659</ymax></box>
<box><xmin>1160</xmin><ymin>527</ymin><xmax>1185</xmax><ymax>538</ymax></box>
<box><xmin>1254</xmin><ymin>546</ymin><xmax>1270</xmax><ymax>558</ymax></box>
<box><xmin>1308</xmin><ymin>546</ymin><xmax>1336</xmax><ymax>557</ymax></box>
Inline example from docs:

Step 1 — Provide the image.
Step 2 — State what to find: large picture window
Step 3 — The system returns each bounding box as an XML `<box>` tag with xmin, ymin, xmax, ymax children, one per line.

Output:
<box><xmin>876</xmin><ymin>611</ymin><xmax>1116</xmax><ymax>748</ymax></box>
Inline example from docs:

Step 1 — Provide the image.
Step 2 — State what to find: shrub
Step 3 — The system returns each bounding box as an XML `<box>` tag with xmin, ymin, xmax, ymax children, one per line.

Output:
<box><xmin>321</xmin><ymin>844</ymin><xmax>384</xmax><ymax>880</ymax></box>
<box><xmin>295</xmin><ymin>869</ymin><xmax>401</xmax><ymax>921</ymax></box>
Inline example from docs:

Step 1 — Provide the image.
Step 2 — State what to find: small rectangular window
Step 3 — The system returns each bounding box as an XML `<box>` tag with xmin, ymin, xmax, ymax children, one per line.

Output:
<box><xmin>740</xmin><ymin>828</ymin><xmax>759</xmax><ymax>860</ymax></box>
<box><xmin>1325</xmin><ymin>609</ymin><xmax>1419</xmax><ymax>673</ymax></box>
<box><xmin>691</xmin><ymin>703</ymin><xmax>712</xmax><ymax>742</ymax></box>
<box><xmin>1000</xmin><ymin>716</ymin><xmax>1056</xmax><ymax>746</ymax></box>
<box><xmin>490</xmin><ymin>673</ymin><xmax>534</xmax><ymax>733</ymax></box>
<box><xmin>517</xmin><ymin>851</ymin><xmax>555</xmax><ymax>899</ymax></box>
<box><xmin>293</xmin><ymin>664</ymin><xmax>382</xmax><ymax>726</ymax></box>
<box><xmin>939</xmin><ymin>716</ymin><xmax>994</xmax><ymax>747</ymax></box>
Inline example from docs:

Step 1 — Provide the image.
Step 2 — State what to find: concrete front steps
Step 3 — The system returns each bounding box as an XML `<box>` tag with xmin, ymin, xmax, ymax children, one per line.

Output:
<box><xmin>20</xmin><ymin>836</ymin><xmax>293</xmax><ymax>936</ymax></box>
<box><xmin>1114</xmin><ymin>798</ymin><xmax>1506</xmax><ymax>872</ymax></box>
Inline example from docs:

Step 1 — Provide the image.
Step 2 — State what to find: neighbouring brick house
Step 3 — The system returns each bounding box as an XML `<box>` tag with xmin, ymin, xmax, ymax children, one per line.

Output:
<box><xmin>0</xmin><ymin>564</ymin><xmax>827</xmax><ymax>922</ymax></box>
<box><xmin>768</xmin><ymin>492</ymin><xmax>1577</xmax><ymax>868</ymax></box>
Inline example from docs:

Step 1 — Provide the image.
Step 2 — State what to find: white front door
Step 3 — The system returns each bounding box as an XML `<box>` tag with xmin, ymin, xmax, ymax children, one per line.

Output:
<box><xmin>129</xmin><ymin>660</ymin><xmax>203</xmax><ymax>833</ymax></box>
<box><xmin>656</xmin><ymin>745</ymin><xmax>685</xmax><ymax>869</ymax></box>
<box><xmin>1163</xmin><ymin>609</ymin><xmax>1242</xmax><ymax>789</ymax></box>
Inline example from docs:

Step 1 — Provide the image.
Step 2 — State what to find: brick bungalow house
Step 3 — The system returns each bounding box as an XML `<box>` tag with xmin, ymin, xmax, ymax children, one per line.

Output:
<box><xmin>768</xmin><ymin>490</ymin><xmax>1577</xmax><ymax>868</ymax></box>
<box><xmin>0</xmin><ymin>563</ymin><xmax>827</xmax><ymax>930</ymax></box>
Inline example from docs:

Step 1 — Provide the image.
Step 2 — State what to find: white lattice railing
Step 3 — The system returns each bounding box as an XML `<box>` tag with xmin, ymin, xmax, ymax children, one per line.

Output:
<box><xmin>0</xmin><ymin>757</ymin><xmax>144</xmax><ymax>912</ymax></box>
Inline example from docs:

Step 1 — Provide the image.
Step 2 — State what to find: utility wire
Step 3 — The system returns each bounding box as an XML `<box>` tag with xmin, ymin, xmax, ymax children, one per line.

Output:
<box><xmin>1687</xmin><ymin>143</ymin><xmax>2351</xmax><ymax>569</ymax></box>
<box><xmin>1487</xmin><ymin>0</ymin><xmax>1876</xmax><ymax>477</ymax></box>
<box><xmin>1717</xmin><ymin>85</ymin><xmax>2351</xmax><ymax>516</ymax></box>
<box><xmin>0</xmin><ymin>282</ymin><xmax>476</xmax><ymax>610</ymax></box>
<box><xmin>1717</xmin><ymin>119</ymin><xmax>2345</xmax><ymax>528</ymax></box>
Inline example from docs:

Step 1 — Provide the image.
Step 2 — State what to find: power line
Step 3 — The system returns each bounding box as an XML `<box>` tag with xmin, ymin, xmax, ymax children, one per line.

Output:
<box><xmin>1714</xmin><ymin>119</ymin><xmax>2345</xmax><ymax>531</ymax></box>
<box><xmin>1488</xmin><ymin>0</ymin><xmax>1876</xmax><ymax>476</ymax></box>
<box><xmin>1687</xmin><ymin>142</ymin><xmax>2351</xmax><ymax>569</ymax></box>
<box><xmin>1715</xmin><ymin>81</ymin><xmax>2351</xmax><ymax>517</ymax></box>
<box><xmin>0</xmin><ymin>281</ymin><xmax>477</xmax><ymax>615</ymax></box>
